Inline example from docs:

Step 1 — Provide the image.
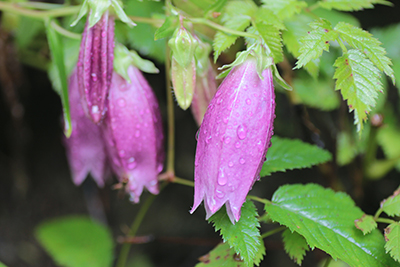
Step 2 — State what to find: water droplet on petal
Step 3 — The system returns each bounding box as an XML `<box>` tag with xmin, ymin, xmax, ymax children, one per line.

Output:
<box><xmin>157</xmin><ymin>164</ymin><xmax>163</xmax><ymax>172</ymax></box>
<box><xmin>228</xmin><ymin>161</ymin><xmax>234</xmax><ymax>167</ymax></box>
<box><xmin>236</xmin><ymin>124</ymin><xmax>247</xmax><ymax>140</ymax></box>
<box><xmin>235</xmin><ymin>141</ymin><xmax>241</xmax><ymax>149</ymax></box>
<box><xmin>195</xmin><ymin>129</ymin><xmax>200</xmax><ymax>141</ymax></box>
<box><xmin>224</xmin><ymin>136</ymin><xmax>231</xmax><ymax>144</ymax></box>
<box><xmin>117</xmin><ymin>98</ymin><xmax>126</xmax><ymax>107</ymax></box>
<box><xmin>91</xmin><ymin>73</ymin><xmax>97</xmax><ymax>81</ymax></box>
<box><xmin>217</xmin><ymin>98</ymin><xmax>223</xmax><ymax>104</ymax></box>
<box><xmin>128</xmin><ymin>157</ymin><xmax>135</xmax><ymax>163</ymax></box>
<box><xmin>216</xmin><ymin>189</ymin><xmax>225</xmax><ymax>198</ymax></box>
<box><xmin>128</xmin><ymin>162</ymin><xmax>137</xmax><ymax>170</ymax></box>
<box><xmin>217</xmin><ymin>169</ymin><xmax>227</xmax><ymax>186</ymax></box>
<box><xmin>246</xmin><ymin>98</ymin><xmax>251</xmax><ymax>105</ymax></box>
<box><xmin>239</xmin><ymin>158</ymin><xmax>245</xmax><ymax>164</ymax></box>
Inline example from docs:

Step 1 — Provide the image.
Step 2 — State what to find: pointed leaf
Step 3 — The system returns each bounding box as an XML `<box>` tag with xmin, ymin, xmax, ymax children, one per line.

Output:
<box><xmin>250</xmin><ymin>22</ymin><xmax>283</xmax><ymax>63</ymax></box>
<box><xmin>334</xmin><ymin>22</ymin><xmax>394</xmax><ymax>83</ymax></box>
<box><xmin>154</xmin><ymin>15</ymin><xmax>178</xmax><ymax>40</ymax></box>
<box><xmin>333</xmin><ymin>49</ymin><xmax>382</xmax><ymax>132</ymax></box>
<box><xmin>319</xmin><ymin>0</ymin><xmax>392</xmax><ymax>11</ymax></box>
<box><xmin>260</xmin><ymin>136</ymin><xmax>332</xmax><ymax>177</ymax></box>
<box><xmin>294</xmin><ymin>19</ymin><xmax>338</xmax><ymax>69</ymax></box>
<box><xmin>265</xmin><ymin>184</ymin><xmax>398</xmax><ymax>267</ymax></box>
<box><xmin>196</xmin><ymin>242</ymin><xmax>246</xmax><ymax>267</ymax></box>
<box><xmin>381</xmin><ymin>186</ymin><xmax>400</xmax><ymax>217</ymax></box>
<box><xmin>209</xmin><ymin>200</ymin><xmax>265</xmax><ymax>266</ymax></box>
<box><xmin>355</xmin><ymin>214</ymin><xmax>377</xmax><ymax>235</ymax></box>
<box><xmin>385</xmin><ymin>222</ymin><xmax>400</xmax><ymax>262</ymax></box>
<box><xmin>282</xmin><ymin>229</ymin><xmax>309</xmax><ymax>265</ymax></box>
<box><xmin>261</xmin><ymin>0</ymin><xmax>307</xmax><ymax>19</ymax></box>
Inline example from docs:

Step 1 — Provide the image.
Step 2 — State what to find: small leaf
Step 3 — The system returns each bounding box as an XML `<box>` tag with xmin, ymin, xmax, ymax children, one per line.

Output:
<box><xmin>35</xmin><ymin>216</ymin><xmax>114</xmax><ymax>267</ymax></box>
<box><xmin>203</xmin><ymin>0</ymin><xmax>228</xmax><ymax>18</ymax></box>
<box><xmin>333</xmin><ymin>49</ymin><xmax>382</xmax><ymax>133</ymax></box>
<box><xmin>385</xmin><ymin>222</ymin><xmax>400</xmax><ymax>262</ymax></box>
<box><xmin>261</xmin><ymin>0</ymin><xmax>307</xmax><ymax>19</ymax></box>
<box><xmin>260</xmin><ymin>136</ymin><xmax>332</xmax><ymax>177</ymax></box>
<box><xmin>381</xmin><ymin>186</ymin><xmax>400</xmax><ymax>217</ymax></box>
<box><xmin>209</xmin><ymin>200</ymin><xmax>265</xmax><ymax>266</ymax></box>
<box><xmin>334</xmin><ymin>22</ymin><xmax>395</xmax><ymax>83</ymax></box>
<box><xmin>254</xmin><ymin>8</ymin><xmax>285</xmax><ymax>30</ymax></box>
<box><xmin>196</xmin><ymin>242</ymin><xmax>246</xmax><ymax>267</ymax></box>
<box><xmin>282</xmin><ymin>229</ymin><xmax>310</xmax><ymax>265</ymax></box>
<box><xmin>265</xmin><ymin>184</ymin><xmax>398</xmax><ymax>267</ymax></box>
<box><xmin>355</xmin><ymin>214</ymin><xmax>377</xmax><ymax>235</ymax></box>
<box><xmin>154</xmin><ymin>15</ymin><xmax>178</xmax><ymax>40</ymax></box>
<box><xmin>0</xmin><ymin>262</ymin><xmax>8</xmax><ymax>267</ymax></box>
<box><xmin>249</xmin><ymin>22</ymin><xmax>283</xmax><ymax>63</ymax></box>
<box><xmin>319</xmin><ymin>0</ymin><xmax>392</xmax><ymax>11</ymax></box>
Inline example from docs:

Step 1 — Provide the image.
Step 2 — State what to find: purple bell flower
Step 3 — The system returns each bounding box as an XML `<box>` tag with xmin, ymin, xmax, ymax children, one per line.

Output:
<box><xmin>64</xmin><ymin>68</ymin><xmax>109</xmax><ymax>187</ymax></box>
<box><xmin>190</xmin><ymin>57</ymin><xmax>275</xmax><ymax>223</ymax></box>
<box><xmin>77</xmin><ymin>11</ymin><xmax>115</xmax><ymax>124</ymax></box>
<box><xmin>102</xmin><ymin>66</ymin><xmax>164</xmax><ymax>203</ymax></box>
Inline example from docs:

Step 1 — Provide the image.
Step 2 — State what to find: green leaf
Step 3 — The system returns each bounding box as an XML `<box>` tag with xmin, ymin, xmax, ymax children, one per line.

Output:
<box><xmin>282</xmin><ymin>229</ymin><xmax>309</xmax><ymax>265</ymax></box>
<box><xmin>196</xmin><ymin>242</ymin><xmax>246</xmax><ymax>267</ymax></box>
<box><xmin>261</xmin><ymin>0</ymin><xmax>307</xmax><ymax>19</ymax></box>
<box><xmin>15</xmin><ymin>17</ymin><xmax>44</xmax><ymax>49</ymax></box>
<box><xmin>203</xmin><ymin>0</ymin><xmax>228</xmax><ymax>19</ymax></box>
<box><xmin>334</xmin><ymin>22</ymin><xmax>395</xmax><ymax>83</ymax></box>
<box><xmin>333</xmin><ymin>49</ymin><xmax>382</xmax><ymax>133</ymax></box>
<box><xmin>294</xmin><ymin>19</ymin><xmax>338</xmax><ymax>70</ymax></box>
<box><xmin>249</xmin><ymin>22</ymin><xmax>283</xmax><ymax>63</ymax></box>
<box><xmin>318</xmin><ymin>0</ymin><xmax>392</xmax><ymax>11</ymax></box>
<box><xmin>255</xmin><ymin>8</ymin><xmax>285</xmax><ymax>30</ymax></box>
<box><xmin>154</xmin><ymin>15</ymin><xmax>178</xmax><ymax>40</ymax></box>
<box><xmin>0</xmin><ymin>262</ymin><xmax>7</xmax><ymax>267</ymax></box>
<box><xmin>336</xmin><ymin>131</ymin><xmax>358</xmax><ymax>166</ymax></box>
<box><xmin>265</xmin><ymin>184</ymin><xmax>398</xmax><ymax>267</ymax></box>
<box><xmin>209</xmin><ymin>200</ymin><xmax>265</xmax><ymax>266</ymax></box>
<box><xmin>312</xmin><ymin>8</ymin><xmax>360</xmax><ymax>27</ymax></box>
<box><xmin>355</xmin><ymin>214</ymin><xmax>377</xmax><ymax>235</ymax></box>
<box><xmin>46</xmin><ymin>20</ymin><xmax>72</xmax><ymax>137</ymax></box>
<box><xmin>260</xmin><ymin>136</ymin><xmax>332</xmax><ymax>177</ymax></box>
<box><xmin>35</xmin><ymin>216</ymin><xmax>114</xmax><ymax>267</ymax></box>
<box><xmin>381</xmin><ymin>186</ymin><xmax>400</xmax><ymax>217</ymax></box>
<box><xmin>385</xmin><ymin>222</ymin><xmax>400</xmax><ymax>262</ymax></box>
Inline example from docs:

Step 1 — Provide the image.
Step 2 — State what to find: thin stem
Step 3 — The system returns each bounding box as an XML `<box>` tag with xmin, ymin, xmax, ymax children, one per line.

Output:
<box><xmin>373</xmin><ymin>207</ymin><xmax>384</xmax><ymax>220</ymax></box>
<box><xmin>115</xmin><ymin>192</ymin><xmax>159</xmax><ymax>267</ymax></box>
<box><xmin>0</xmin><ymin>2</ymin><xmax>80</xmax><ymax>19</ymax></box>
<box><xmin>50</xmin><ymin>20</ymin><xmax>81</xmax><ymax>39</ymax></box>
<box><xmin>261</xmin><ymin>226</ymin><xmax>286</xmax><ymax>239</ymax></box>
<box><xmin>247</xmin><ymin>195</ymin><xmax>271</xmax><ymax>205</ymax></box>
<box><xmin>129</xmin><ymin>16</ymin><xmax>164</xmax><ymax>27</ymax></box>
<box><xmin>173</xmin><ymin>176</ymin><xmax>194</xmax><ymax>187</ymax></box>
<box><xmin>323</xmin><ymin>257</ymin><xmax>332</xmax><ymax>267</ymax></box>
<box><xmin>337</xmin><ymin>38</ymin><xmax>348</xmax><ymax>53</ymax></box>
<box><xmin>376</xmin><ymin>217</ymin><xmax>396</xmax><ymax>225</ymax></box>
<box><xmin>189</xmin><ymin>18</ymin><xmax>259</xmax><ymax>39</ymax></box>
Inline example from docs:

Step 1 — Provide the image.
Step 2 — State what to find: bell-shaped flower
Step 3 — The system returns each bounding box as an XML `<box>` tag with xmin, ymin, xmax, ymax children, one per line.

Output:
<box><xmin>102</xmin><ymin>66</ymin><xmax>164</xmax><ymax>203</ymax></box>
<box><xmin>64</xmin><ymin>68</ymin><xmax>109</xmax><ymax>187</ymax></box>
<box><xmin>190</xmin><ymin>56</ymin><xmax>275</xmax><ymax>223</ymax></box>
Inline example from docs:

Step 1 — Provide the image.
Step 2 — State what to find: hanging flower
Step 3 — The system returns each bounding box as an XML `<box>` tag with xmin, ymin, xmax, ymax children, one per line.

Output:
<box><xmin>102</xmin><ymin>66</ymin><xmax>164</xmax><ymax>203</ymax></box>
<box><xmin>190</xmin><ymin>56</ymin><xmax>275</xmax><ymax>223</ymax></box>
<box><xmin>64</xmin><ymin>68</ymin><xmax>109</xmax><ymax>187</ymax></box>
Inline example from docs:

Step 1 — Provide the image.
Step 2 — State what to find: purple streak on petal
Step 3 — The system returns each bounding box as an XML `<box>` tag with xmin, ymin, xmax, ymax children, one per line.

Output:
<box><xmin>64</xmin><ymin>68</ymin><xmax>109</xmax><ymax>187</ymax></box>
<box><xmin>191</xmin><ymin>57</ymin><xmax>275</xmax><ymax>224</ymax></box>
<box><xmin>102</xmin><ymin>66</ymin><xmax>164</xmax><ymax>203</ymax></box>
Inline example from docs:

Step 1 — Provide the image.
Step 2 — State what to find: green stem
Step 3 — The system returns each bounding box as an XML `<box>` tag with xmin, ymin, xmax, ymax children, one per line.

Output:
<box><xmin>323</xmin><ymin>257</ymin><xmax>332</xmax><ymax>267</ymax></box>
<box><xmin>115</xmin><ymin>192</ymin><xmax>159</xmax><ymax>267</ymax></box>
<box><xmin>0</xmin><ymin>2</ymin><xmax>80</xmax><ymax>19</ymax></box>
<box><xmin>337</xmin><ymin>37</ymin><xmax>348</xmax><ymax>53</ymax></box>
<box><xmin>189</xmin><ymin>18</ymin><xmax>258</xmax><ymax>39</ymax></box>
<box><xmin>261</xmin><ymin>226</ymin><xmax>286</xmax><ymax>239</ymax></box>
<box><xmin>173</xmin><ymin>176</ymin><xmax>194</xmax><ymax>187</ymax></box>
<box><xmin>247</xmin><ymin>195</ymin><xmax>271</xmax><ymax>205</ymax></box>
<box><xmin>50</xmin><ymin>20</ymin><xmax>81</xmax><ymax>39</ymax></box>
<box><xmin>129</xmin><ymin>16</ymin><xmax>164</xmax><ymax>27</ymax></box>
<box><xmin>376</xmin><ymin>217</ymin><xmax>396</xmax><ymax>225</ymax></box>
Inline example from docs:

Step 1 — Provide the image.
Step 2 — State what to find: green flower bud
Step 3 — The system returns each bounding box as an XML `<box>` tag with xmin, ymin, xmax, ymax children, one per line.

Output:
<box><xmin>171</xmin><ymin>57</ymin><xmax>196</xmax><ymax>110</ymax></box>
<box><xmin>168</xmin><ymin>27</ymin><xmax>198</xmax><ymax>68</ymax></box>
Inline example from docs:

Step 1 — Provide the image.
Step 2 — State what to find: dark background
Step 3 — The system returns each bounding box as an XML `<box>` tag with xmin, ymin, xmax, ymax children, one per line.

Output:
<box><xmin>1</xmin><ymin>1</ymin><xmax>400</xmax><ymax>266</ymax></box>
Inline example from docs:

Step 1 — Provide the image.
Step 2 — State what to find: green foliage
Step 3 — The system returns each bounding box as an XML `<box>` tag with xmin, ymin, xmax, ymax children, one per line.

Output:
<box><xmin>15</xmin><ymin>16</ymin><xmax>44</xmax><ymax>48</ymax></box>
<box><xmin>355</xmin><ymin>214</ymin><xmax>377</xmax><ymax>235</ymax></box>
<box><xmin>260</xmin><ymin>136</ymin><xmax>332</xmax><ymax>177</ymax></box>
<box><xmin>209</xmin><ymin>200</ymin><xmax>265</xmax><ymax>266</ymax></box>
<box><xmin>282</xmin><ymin>229</ymin><xmax>309</xmax><ymax>265</ymax></box>
<box><xmin>0</xmin><ymin>262</ymin><xmax>7</xmax><ymax>267</ymax></box>
<box><xmin>35</xmin><ymin>216</ymin><xmax>114</xmax><ymax>267</ymax></box>
<box><xmin>261</xmin><ymin>0</ymin><xmax>307</xmax><ymax>19</ymax></box>
<box><xmin>377</xmin><ymin>122</ymin><xmax>400</xmax><ymax>170</ymax></box>
<box><xmin>333</xmin><ymin>49</ymin><xmax>382</xmax><ymax>132</ymax></box>
<box><xmin>385</xmin><ymin>222</ymin><xmax>400</xmax><ymax>263</ymax></box>
<box><xmin>196</xmin><ymin>242</ymin><xmax>246</xmax><ymax>267</ymax></box>
<box><xmin>318</xmin><ymin>0</ymin><xmax>392</xmax><ymax>11</ymax></box>
<box><xmin>312</xmin><ymin>8</ymin><xmax>360</xmax><ymax>27</ymax></box>
<box><xmin>154</xmin><ymin>15</ymin><xmax>178</xmax><ymax>40</ymax></box>
<box><xmin>294</xmin><ymin>19</ymin><xmax>338</xmax><ymax>70</ymax></box>
<box><xmin>381</xmin><ymin>186</ymin><xmax>400</xmax><ymax>217</ymax></box>
<box><xmin>265</xmin><ymin>184</ymin><xmax>398</xmax><ymax>267</ymax></box>
<box><xmin>334</xmin><ymin>22</ymin><xmax>394</xmax><ymax>83</ymax></box>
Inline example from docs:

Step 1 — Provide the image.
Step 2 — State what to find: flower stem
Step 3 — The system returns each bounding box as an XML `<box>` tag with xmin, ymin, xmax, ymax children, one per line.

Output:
<box><xmin>50</xmin><ymin>20</ymin><xmax>81</xmax><ymax>39</ymax></box>
<box><xmin>337</xmin><ymin>37</ymin><xmax>348</xmax><ymax>54</ymax></box>
<box><xmin>261</xmin><ymin>226</ymin><xmax>286</xmax><ymax>239</ymax></box>
<box><xmin>376</xmin><ymin>217</ymin><xmax>396</xmax><ymax>225</ymax></box>
<box><xmin>173</xmin><ymin>176</ymin><xmax>194</xmax><ymax>187</ymax></box>
<box><xmin>0</xmin><ymin>2</ymin><xmax>80</xmax><ymax>19</ymax></box>
<box><xmin>247</xmin><ymin>195</ymin><xmax>271</xmax><ymax>204</ymax></box>
<box><xmin>189</xmin><ymin>18</ymin><xmax>258</xmax><ymax>39</ymax></box>
<box><xmin>129</xmin><ymin>16</ymin><xmax>164</xmax><ymax>27</ymax></box>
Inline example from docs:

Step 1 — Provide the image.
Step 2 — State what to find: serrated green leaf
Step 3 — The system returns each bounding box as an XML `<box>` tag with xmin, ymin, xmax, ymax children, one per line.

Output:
<box><xmin>385</xmin><ymin>222</ymin><xmax>400</xmax><ymax>262</ymax></box>
<box><xmin>282</xmin><ymin>229</ymin><xmax>309</xmax><ymax>265</ymax></box>
<box><xmin>209</xmin><ymin>200</ymin><xmax>265</xmax><ymax>266</ymax></box>
<box><xmin>35</xmin><ymin>216</ymin><xmax>114</xmax><ymax>267</ymax></box>
<box><xmin>381</xmin><ymin>186</ymin><xmax>400</xmax><ymax>217</ymax></box>
<box><xmin>334</xmin><ymin>22</ymin><xmax>394</xmax><ymax>83</ymax></box>
<box><xmin>203</xmin><ymin>0</ymin><xmax>228</xmax><ymax>18</ymax></box>
<box><xmin>260</xmin><ymin>136</ymin><xmax>332</xmax><ymax>176</ymax></box>
<box><xmin>265</xmin><ymin>184</ymin><xmax>398</xmax><ymax>267</ymax></box>
<box><xmin>249</xmin><ymin>22</ymin><xmax>283</xmax><ymax>63</ymax></box>
<box><xmin>294</xmin><ymin>19</ymin><xmax>338</xmax><ymax>69</ymax></box>
<box><xmin>333</xmin><ymin>49</ymin><xmax>382</xmax><ymax>132</ymax></box>
<box><xmin>312</xmin><ymin>8</ymin><xmax>360</xmax><ymax>27</ymax></box>
<box><xmin>318</xmin><ymin>0</ymin><xmax>392</xmax><ymax>11</ymax></box>
<box><xmin>255</xmin><ymin>8</ymin><xmax>285</xmax><ymax>30</ymax></box>
<box><xmin>196</xmin><ymin>242</ymin><xmax>246</xmax><ymax>267</ymax></box>
<box><xmin>154</xmin><ymin>15</ymin><xmax>178</xmax><ymax>40</ymax></box>
<box><xmin>355</xmin><ymin>214</ymin><xmax>377</xmax><ymax>235</ymax></box>
<box><xmin>261</xmin><ymin>0</ymin><xmax>307</xmax><ymax>19</ymax></box>
<box><xmin>336</xmin><ymin>131</ymin><xmax>358</xmax><ymax>166</ymax></box>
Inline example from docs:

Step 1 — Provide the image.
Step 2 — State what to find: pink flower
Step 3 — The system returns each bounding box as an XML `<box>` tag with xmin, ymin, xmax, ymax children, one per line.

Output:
<box><xmin>102</xmin><ymin>66</ymin><xmax>164</xmax><ymax>203</ymax></box>
<box><xmin>77</xmin><ymin>11</ymin><xmax>115</xmax><ymax>124</ymax></box>
<box><xmin>191</xmin><ymin>57</ymin><xmax>275</xmax><ymax>223</ymax></box>
<box><xmin>64</xmin><ymin>68</ymin><xmax>109</xmax><ymax>187</ymax></box>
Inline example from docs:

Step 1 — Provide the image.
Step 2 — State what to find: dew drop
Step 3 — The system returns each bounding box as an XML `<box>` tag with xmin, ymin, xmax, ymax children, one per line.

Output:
<box><xmin>128</xmin><ymin>162</ymin><xmax>137</xmax><ymax>170</ymax></box>
<box><xmin>128</xmin><ymin>157</ymin><xmax>135</xmax><ymax>163</ymax></box>
<box><xmin>224</xmin><ymin>136</ymin><xmax>231</xmax><ymax>144</ymax></box>
<box><xmin>91</xmin><ymin>73</ymin><xmax>98</xmax><ymax>81</ymax></box>
<box><xmin>205</xmin><ymin>135</ymin><xmax>212</xmax><ymax>144</ymax></box>
<box><xmin>216</xmin><ymin>189</ymin><xmax>225</xmax><ymax>198</ymax></box>
<box><xmin>239</xmin><ymin>158</ymin><xmax>245</xmax><ymax>164</ymax></box>
<box><xmin>217</xmin><ymin>169</ymin><xmax>227</xmax><ymax>186</ymax></box>
<box><xmin>246</xmin><ymin>98</ymin><xmax>251</xmax><ymax>105</ymax></box>
<box><xmin>195</xmin><ymin>129</ymin><xmax>200</xmax><ymax>141</ymax></box>
<box><xmin>216</xmin><ymin>90</ymin><xmax>222</xmax><ymax>98</ymax></box>
<box><xmin>117</xmin><ymin>98</ymin><xmax>126</xmax><ymax>107</ymax></box>
<box><xmin>235</xmin><ymin>141</ymin><xmax>241</xmax><ymax>149</ymax></box>
<box><xmin>157</xmin><ymin>164</ymin><xmax>163</xmax><ymax>172</ymax></box>
<box><xmin>228</xmin><ymin>161</ymin><xmax>234</xmax><ymax>167</ymax></box>
<box><xmin>223</xmin><ymin>117</ymin><xmax>229</xmax><ymax>124</ymax></box>
<box><xmin>236</xmin><ymin>124</ymin><xmax>247</xmax><ymax>140</ymax></box>
<box><xmin>248</xmin><ymin>111</ymin><xmax>253</xmax><ymax>116</ymax></box>
<box><xmin>217</xmin><ymin>98</ymin><xmax>223</xmax><ymax>104</ymax></box>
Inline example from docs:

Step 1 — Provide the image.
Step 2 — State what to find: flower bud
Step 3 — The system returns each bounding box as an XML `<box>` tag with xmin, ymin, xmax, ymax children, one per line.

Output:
<box><xmin>77</xmin><ymin>11</ymin><xmax>115</xmax><ymax>124</ymax></box>
<box><xmin>190</xmin><ymin>57</ymin><xmax>275</xmax><ymax>224</ymax></box>
<box><xmin>168</xmin><ymin>27</ymin><xmax>198</xmax><ymax>68</ymax></box>
<box><xmin>64</xmin><ymin>68</ymin><xmax>109</xmax><ymax>187</ymax></box>
<box><xmin>102</xmin><ymin>66</ymin><xmax>164</xmax><ymax>203</ymax></box>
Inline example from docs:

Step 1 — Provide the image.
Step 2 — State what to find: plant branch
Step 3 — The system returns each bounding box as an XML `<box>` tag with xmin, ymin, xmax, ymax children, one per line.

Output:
<box><xmin>50</xmin><ymin>20</ymin><xmax>81</xmax><ymax>39</ymax></box>
<box><xmin>376</xmin><ymin>217</ymin><xmax>396</xmax><ymax>225</ymax></box>
<box><xmin>0</xmin><ymin>2</ymin><xmax>80</xmax><ymax>19</ymax></box>
<box><xmin>261</xmin><ymin>226</ymin><xmax>286</xmax><ymax>239</ymax></box>
<box><xmin>247</xmin><ymin>195</ymin><xmax>271</xmax><ymax>204</ymax></box>
<box><xmin>189</xmin><ymin>18</ymin><xmax>258</xmax><ymax>39</ymax></box>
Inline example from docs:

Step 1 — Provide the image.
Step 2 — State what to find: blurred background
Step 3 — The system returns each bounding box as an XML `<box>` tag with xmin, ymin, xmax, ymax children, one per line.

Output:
<box><xmin>1</xmin><ymin>0</ymin><xmax>400</xmax><ymax>266</ymax></box>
